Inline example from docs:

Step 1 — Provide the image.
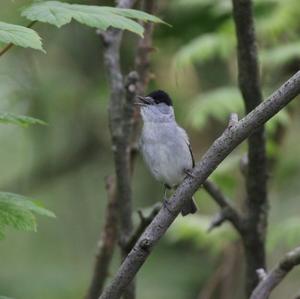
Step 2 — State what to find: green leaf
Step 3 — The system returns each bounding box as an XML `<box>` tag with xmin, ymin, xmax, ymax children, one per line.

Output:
<box><xmin>174</xmin><ymin>31</ymin><xmax>234</xmax><ymax>68</ymax></box>
<box><xmin>188</xmin><ymin>87</ymin><xmax>243</xmax><ymax>129</ymax></box>
<box><xmin>22</xmin><ymin>1</ymin><xmax>166</xmax><ymax>37</ymax></box>
<box><xmin>0</xmin><ymin>112</ymin><xmax>47</xmax><ymax>127</ymax></box>
<box><xmin>100</xmin><ymin>7</ymin><xmax>167</xmax><ymax>25</ymax></box>
<box><xmin>0</xmin><ymin>192</ymin><xmax>55</xmax><ymax>239</ymax></box>
<box><xmin>0</xmin><ymin>21</ymin><xmax>44</xmax><ymax>52</ymax></box>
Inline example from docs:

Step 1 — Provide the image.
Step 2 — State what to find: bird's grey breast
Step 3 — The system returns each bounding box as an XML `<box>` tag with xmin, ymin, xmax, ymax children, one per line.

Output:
<box><xmin>140</xmin><ymin>121</ymin><xmax>193</xmax><ymax>187</ymax></box>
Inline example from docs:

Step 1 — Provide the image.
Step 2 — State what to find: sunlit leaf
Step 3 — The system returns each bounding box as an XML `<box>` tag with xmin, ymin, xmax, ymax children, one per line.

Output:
<box><xmin>0</xmin><ymin>21</ymin><xmax>44</xmax><ymax>52</ymax></box>
<box><xmin>22</xmin><ymin>1</ymin><xmax>166</xmax><ymax>37</ymax></box>
<box><xmin>0</xmin><ymin>192</ymin><xmax>55</xmax><ymax>239</ymax></box>
<box><xmin>0</xmin><ymin>112</ymin><xmax>47</xmax><ymax>127</ymax></box>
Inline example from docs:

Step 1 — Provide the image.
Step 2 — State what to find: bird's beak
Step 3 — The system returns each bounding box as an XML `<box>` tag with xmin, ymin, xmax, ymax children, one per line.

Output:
<box><xmin>135</xmin><ymin>96</ymin><xmax>150</xmax><ymax>106</ymax></box>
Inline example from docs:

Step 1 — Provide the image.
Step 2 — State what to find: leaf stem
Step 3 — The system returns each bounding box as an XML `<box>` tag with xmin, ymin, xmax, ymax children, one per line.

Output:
<box><xmin>0</xmin><ymin>21</ymin><xmax>37</xmax><ymax>58</ymax></box>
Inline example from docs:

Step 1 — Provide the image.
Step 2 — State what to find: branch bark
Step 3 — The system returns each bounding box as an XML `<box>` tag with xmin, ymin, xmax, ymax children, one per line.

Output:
<box><xmin>250</xmin><ymin>247</ymin><xmax>300</xmax><ymax>299</ymax></box>
<box><xmin>98</xmin><ymin>71</ymin><xmax>300</xmax><ymax>299</ymax></box>
<box><xmin>130</xmin><ymin>0</ymin><xmax>157</xmax><ymax>171</ymax></box>
<box><xmin>101</xmin><ymin>1</ymin><xmax>137</xmax><ymax>298</ymax></box>
<box><xmin>232</xmin><ymin>0</ymin><xmax>268</xmax><ymax>294</ymax></box>
<box><xmin>135</xmin><ymin>0</ymin><xmax>156</xmax><ymax>95</ymax></box>
<box><xmin>85</xmin><ymin>176</ymin><xmax>118</xmax><ymax>299</ymax></box>
<box><xmin>99</xmin><ymin>1</ymin><xmax>158</xmax><ymax>299</ymax></box>
<box><xmin>125</xmin><ymin>203</ymin><xmax>161</xmax><ymax>252</ymax></box>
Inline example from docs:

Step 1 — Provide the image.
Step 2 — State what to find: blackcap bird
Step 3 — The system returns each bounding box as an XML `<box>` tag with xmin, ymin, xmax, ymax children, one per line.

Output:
<box><xmin>137</xmin><ymin>90</ymin><xmax>197</xmax><ymax>216</ymax></box>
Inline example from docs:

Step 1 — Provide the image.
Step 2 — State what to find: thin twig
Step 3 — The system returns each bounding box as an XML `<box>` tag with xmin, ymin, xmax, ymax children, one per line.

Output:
<box><xmin>0</xmin><ymin>21</ymin><xmax>37</xmax><ymax>57</ymax></box>
<box><xmin>256</xmin><ymin>269</ymin><xmax>268</xmax><ymax>282</ymax></box>
<box><xmin>250</xmin><ymin>246</ymin><xmax>300</xmax><ymax>299</ymax></box>
<box><xmin>98</xmin><ymin>71</ymin><xmax>300</xmax><ymax>299</ymax></box>
<box><xmin>207</xmin><ymin>208</ymin><xmax>233</xmax><ymax>232</ymax></box>
<box><xmin>85</xmin><ymin>176</ymin><xmax>118</xmax><ymax>299</ymax></box>
<box><xmin>126</xmin><ymin>203</ymin><xmax>161</xmax><ymax>251</ymax></box>
<box><xmin>232</xmin><ymin>0</ymin><xmax>268</xmax><ymax>294</ymax></box>
<box><xmin>228</xmin><ymin>112</ymin><xmax>239</xmax><ymax>128</ymax></box>
<box><xmin>130</xmin><ymin>0</ymin><xmax>157</xmax><ymax>172</ymax></box>
<box><xmin>203</xmin><ymin>180</ymin><xmax>243</xmax><ymax>233</ymax></box>
<box><xmin>135</xmin><ymin>0</ymin><xmax>157</xmax><ymax>95</ymax></box>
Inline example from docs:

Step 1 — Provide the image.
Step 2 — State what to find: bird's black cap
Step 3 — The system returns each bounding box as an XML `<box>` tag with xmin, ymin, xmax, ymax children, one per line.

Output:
<box><xmin>147</xmin><ymin>90</ymin><xmax>173</xmax><ymax>106</ymax></box>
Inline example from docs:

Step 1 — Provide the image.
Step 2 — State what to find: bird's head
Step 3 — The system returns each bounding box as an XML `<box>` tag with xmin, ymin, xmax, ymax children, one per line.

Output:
<box><xmin>136</xmin><ymin>90</ymin><xmax>174</xmax><ymax>122</ymax></box>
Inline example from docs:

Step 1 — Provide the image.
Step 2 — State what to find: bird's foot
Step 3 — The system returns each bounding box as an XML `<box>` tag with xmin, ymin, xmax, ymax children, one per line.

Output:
<box><xmin>163</xmin><ymin>197</ymin><xmax>175</xmax><ymax>216</ymax></box>
<box><xmin>184</xmin><ymin>168</ymin><xmax>196</xmax><ymax>178</ymax></box>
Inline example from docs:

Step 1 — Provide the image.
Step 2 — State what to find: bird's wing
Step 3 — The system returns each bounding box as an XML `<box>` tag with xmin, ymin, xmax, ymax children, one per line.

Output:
<box><xmin>177</xmin><ymin>126</ymin><xmax>195</xmax><ymax>167</ymax></box>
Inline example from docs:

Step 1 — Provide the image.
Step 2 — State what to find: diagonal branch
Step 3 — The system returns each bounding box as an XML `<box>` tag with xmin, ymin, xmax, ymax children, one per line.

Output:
<box><xmin>232</xmin><ymin>0</ymin><xmax>268</xmax><ymax>294</ymax></box>
<box><xmin>98</xmin><ymin>71</ymin><xmax>300</xmax><ymax>299</ymax></box>
<box><xmin>250</xmin><ymin>246</ymin><xmax>300</xmax><ymax>299</ymax></box>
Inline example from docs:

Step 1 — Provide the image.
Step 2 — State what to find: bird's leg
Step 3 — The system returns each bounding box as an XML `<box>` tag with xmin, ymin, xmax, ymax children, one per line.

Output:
<box><xmin>162</xmin><ymin>184</ymin><xmax>174</xmax><ymax>215</ymax></box>
<box><xmin>184</xmin><ymin>168</ymin><xmax>196</xmax><ymax>178</ymax></box>
<box><xmin>163</xmin><ymin>185</ymin><xmax>169</xmax><ymax>200</ymax></box>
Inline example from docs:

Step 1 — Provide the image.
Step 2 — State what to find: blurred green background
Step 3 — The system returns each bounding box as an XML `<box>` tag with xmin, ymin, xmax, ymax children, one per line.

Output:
<box><xmin>1</xmin><ymin>0</ymin><xmax>300</xmax><ymax>298</ymax></box>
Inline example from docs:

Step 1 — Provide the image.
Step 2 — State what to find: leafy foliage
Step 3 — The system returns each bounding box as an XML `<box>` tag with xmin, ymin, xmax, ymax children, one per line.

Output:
<box><xmin>257</xmin><ymin>0</ymin><xmax>300</xmax><ymax>40</ymax></box>
<box><xmin>173</xmin><ymin>0</ymin><xmax>300</xmax><ymax>69</ymax></box>
<box><xmin>187</xmin><ymin>87</ymin><xmax>290</xmax><ymax>134</ymax></box>
<box><xmin>187</xmin><ymin>87</ymin><xmax>243</xmax><ymax>128</ymax></box>
<box><xmin>0</xmin><ymin>192</ymin><xmax>55</xmax><ymax>239</ymax></box>
<box><xmin>0</xmin><ymin>21</ymin><xmax>44</xmax><ymax>52</ymax></box>
<box><xmin>167</xmin><ymin>215</ymin><xmax>237</xmax><ymax>254</ymax></box>
<box><xmin>21</xmin><ymin>1</ymin><xmax>165</xmax><ymax>37</ymax></box>
<box><xmin>172</xmin><ymin>0</ymin><xmax>232</xmax><ymax>14</ymax></box>
<box><xmin>268</xmin><ymin>218</ymin><xmax>300</xmax><ymax>250</ymax></box>
<box><xmin>174</xmin><ymin>32</ymin><xmax>234</xmax><ymax>68</ymax></box>
<box><xmin>0</xmin><ymin>112</ymin><xmax>47</xmax><ymax>127</ymax></box>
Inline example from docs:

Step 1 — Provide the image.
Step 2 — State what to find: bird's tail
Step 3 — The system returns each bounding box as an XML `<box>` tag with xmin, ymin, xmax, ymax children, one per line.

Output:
<box><xmin>181</xmin><ymin>196</ymin><xmax>197</xmax><ymax>216</ymax></box>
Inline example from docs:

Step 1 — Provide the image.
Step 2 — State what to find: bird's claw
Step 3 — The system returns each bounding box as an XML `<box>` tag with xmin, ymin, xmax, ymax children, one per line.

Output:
<box><xmin>163</xmin><ymin>197</ymin><xmax>175</xmax><ymax>215</ymax></box>
<box><xmin>184</xmin><ymin>168</ymin><xmax>196</xmax><ymax>178</ymax></box>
